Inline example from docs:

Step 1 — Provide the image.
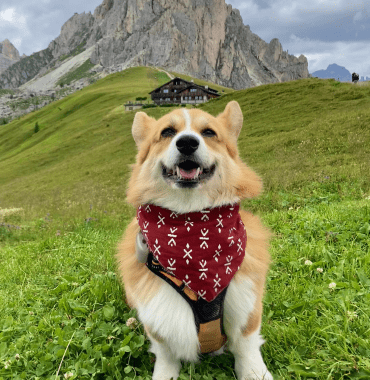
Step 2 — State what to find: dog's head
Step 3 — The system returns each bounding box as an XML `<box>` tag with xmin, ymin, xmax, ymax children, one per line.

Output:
<box><xmin>127</xmin><ymin>101</ymin><xmax>262</xmax><ymax>213</ymax></box>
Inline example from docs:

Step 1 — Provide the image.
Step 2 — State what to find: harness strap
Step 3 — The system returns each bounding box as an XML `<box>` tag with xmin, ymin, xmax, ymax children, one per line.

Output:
<box><xmin>147</xmin><ymin>253</ymin><xmax>227</xmax><ymax>353</ymax></box>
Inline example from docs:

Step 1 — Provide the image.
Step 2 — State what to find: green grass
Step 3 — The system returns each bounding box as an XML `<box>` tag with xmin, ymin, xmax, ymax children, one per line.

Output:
<box><xmin>6</xmin><ymin>96</ymin><xmax>51</xmax><ymax>112</ymax></box>
<box><xmin>0</xmin><ymin>68</ymin><xmax>370</xmax><ymax>379</ymax></box>
<box><xmin>147</xmin><ymin>70</ymin><xmax>171</xmax><ymax>84</ymax></box>
<box><xmin>0</xmin><ymin>89</ymin><xmax>15</xmax><ymax>97</ymax></box>
<box><xmin>56</xmin><ymin>59</ymin><xmax>96</xmax><ymax>87</ymax></box>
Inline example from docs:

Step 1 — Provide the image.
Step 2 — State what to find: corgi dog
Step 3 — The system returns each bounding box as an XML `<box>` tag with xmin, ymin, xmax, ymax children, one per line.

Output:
<box><xmin>117</xmin><ymin>101</ymin><xmax>272</xmax><ymax>380</ymax></box>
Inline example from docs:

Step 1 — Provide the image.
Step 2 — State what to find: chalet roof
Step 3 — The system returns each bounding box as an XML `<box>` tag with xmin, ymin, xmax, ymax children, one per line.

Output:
<box><xmin>149</xmin><ymin>77</ymin><xmax>219</xmax><ymax>95</ymax></box>
<box><xmin>176</xmin><ymin>83</ymin><xmax>221</xmax><ymax>97</ymax></box>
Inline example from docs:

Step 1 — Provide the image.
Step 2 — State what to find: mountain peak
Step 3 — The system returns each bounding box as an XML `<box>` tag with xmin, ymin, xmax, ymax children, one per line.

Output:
<box><xmin>0</xmin><ymin>0</ymin><xmax>309</xmax><ymax>89</ymax></box>
<box><xmin>0</xmin><ymin>39</ymin><xmax>21</xmax><ymax>75</ymax></box>
<box><xmin>0</xmin><ymin>39</ymin><xmax>20</xmax><ymax>61</ymax></box>
<box><xmin>312</xmin><ymin>63</ymin><xmax>351</xmax><ymax>82</ymax></box>
<box><xmin>48</xmin><ymin>0</ymin><xmax>309</xmax><ymax>89</ymax></box>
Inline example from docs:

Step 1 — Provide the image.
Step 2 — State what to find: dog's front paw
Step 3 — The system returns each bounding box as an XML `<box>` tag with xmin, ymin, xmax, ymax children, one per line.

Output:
<box><xmin>236</xmin><ymin>364</ymin><xmax>273</xmax><ymax>380</ymax></box>
<box><xmin>240</xmin><ymin>370</ymin><xmax>273</xmax><ymax>380</ymax></box>
<box><xmin>152</xmin><ymin>360</ymin><xmax>180</xmax><ymax>380</ymax></box>
<box><xmin>235</xmin><ymin>356</ymin><xmax>273</xmax><ymax>380</ymax></box>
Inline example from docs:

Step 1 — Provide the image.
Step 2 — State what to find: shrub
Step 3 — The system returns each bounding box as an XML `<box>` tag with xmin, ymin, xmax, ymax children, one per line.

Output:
<box><xmin>34</xmin><ymin>122</ymin><xmax>40</xmax><ymax>133</ymax></box>
<box><xmin>159</xmin><ymin>103</ymin><xmax>177</xmax><ymax>107</ymax></box>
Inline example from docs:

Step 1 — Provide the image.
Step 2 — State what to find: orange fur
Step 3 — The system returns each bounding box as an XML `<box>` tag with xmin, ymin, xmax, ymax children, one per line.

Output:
<box><xmin>237</xmin><ymin>210</ymin><xmax>271</xmax><ymax>336</ymax></box>
<box><xmin>116</xmin><ymin>219</ymin><xmax>162</xmax><ymax>306</ymax></box>
<box><xmin>117</xmin><ymin>100</ymin><xmax>271</xmax><ymax>354</ymax></box>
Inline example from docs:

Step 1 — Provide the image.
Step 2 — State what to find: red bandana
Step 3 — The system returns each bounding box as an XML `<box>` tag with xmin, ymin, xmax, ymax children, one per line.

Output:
<box><xmin>137</xmin><ymin>204</ymin><xmax>246</xmax><ymax>302</ymax></box>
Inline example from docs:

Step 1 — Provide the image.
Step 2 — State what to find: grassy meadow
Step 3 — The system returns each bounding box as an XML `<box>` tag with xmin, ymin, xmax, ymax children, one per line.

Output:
<box><xmin>0</xmin><ymin>67</ymin><xmax>370</xmax><ymax>379</ymax></box>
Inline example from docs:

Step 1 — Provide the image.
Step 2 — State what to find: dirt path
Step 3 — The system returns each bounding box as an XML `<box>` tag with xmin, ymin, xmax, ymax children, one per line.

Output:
<box><xmin>156</xmin><ymin>67</ymin><xmax>174</xmax><ymax>80</ymax></box>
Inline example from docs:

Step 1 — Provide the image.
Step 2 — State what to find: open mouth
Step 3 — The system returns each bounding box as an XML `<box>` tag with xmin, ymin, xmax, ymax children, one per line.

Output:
<box><xmin>162</xmin><ymin>160</ymin><xmax>216</xmax><ymax>188</ymax></box>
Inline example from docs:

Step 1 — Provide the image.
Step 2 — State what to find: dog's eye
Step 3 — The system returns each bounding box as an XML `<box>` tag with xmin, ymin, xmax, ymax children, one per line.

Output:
<box><xmin>161</xmin><ymin>127</ymin><xmax>177</xmax><ymax>138</ymax></box>
<box><xmin>201</xmin><ymin>128</ymin><xmax>216</xmax><ymax>137</ymax></box>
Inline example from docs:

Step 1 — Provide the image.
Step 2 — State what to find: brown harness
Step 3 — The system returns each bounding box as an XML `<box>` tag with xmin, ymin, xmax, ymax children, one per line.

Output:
<box><xmin>147</xmin><ymin>253</ymin><xmax>227</xmax><ymax>353</ymax></box>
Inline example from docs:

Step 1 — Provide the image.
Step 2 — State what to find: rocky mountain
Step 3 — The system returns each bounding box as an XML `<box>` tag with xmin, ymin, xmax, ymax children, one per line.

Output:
<box><xmin>312</xmin><ymin>64</ymin><xmax>352</xmax><ymax>82</ymax></box>
<box><xmin>0</xmin><ymin>39</ymin><xmax>21</xmax><ymax>74</ymax></box>
<box><xmin>0</xmin><ymin>0</ymin><xmax>309</xmax><ymax>90</ymax></box>
<box><xmin>0</xmin><ymin>48</ymin><xmax>53</xmax><ymax>89</ymax></box>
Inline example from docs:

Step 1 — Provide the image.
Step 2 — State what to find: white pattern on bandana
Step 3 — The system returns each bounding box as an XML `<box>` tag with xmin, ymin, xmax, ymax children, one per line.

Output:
<box><xmin>137</xmin><ymin>204</ymin><xmax>246</xmax><ymax>301</ymax></box>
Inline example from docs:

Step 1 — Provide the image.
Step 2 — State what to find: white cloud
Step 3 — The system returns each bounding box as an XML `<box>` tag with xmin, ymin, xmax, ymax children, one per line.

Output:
<box><xmin>353</xmin><ymin>11</ymin><xmax>364</xmax><ymax>22</ymax></box>
<box><xmin>11</xmin><ymin>38</ymin><xmax>22</xmax><ymax>50</ymax></box>
<box><xmin>285</xmin><ymin>35</ymin><xmax>370</xmax><ymax>77</ymax></box>
<box><xmin>0</xmin><ymin>7</ymin><xmax>28</xmax><ymax>34</ymax></box>
<box><xmin>0</xmin><ymin>8</ymin><xmax>15</xmax><ymax>22</ymax></box>
<box><xmin>226</xmin><ymin>0</ymin><xmax>370</xmax><ymax>76</ymax></box>
<box><xmin>231</xmin><ymin>0</ymin><xmax>369</xmax><ymax>41</ymax></box>
<box><xmin>0</xmin><ymin>0</ymin><xmax>103</xmax><ymax>56</ymax></box>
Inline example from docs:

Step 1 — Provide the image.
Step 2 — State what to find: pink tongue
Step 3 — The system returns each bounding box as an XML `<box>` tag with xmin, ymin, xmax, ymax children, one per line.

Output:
<box><xmin>180</xmin><ymin>168</ymin><xmax>197</xmax><ymax>179</ymax></box>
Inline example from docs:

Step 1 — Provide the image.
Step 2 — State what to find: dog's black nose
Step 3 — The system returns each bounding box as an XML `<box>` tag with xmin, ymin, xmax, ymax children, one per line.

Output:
<box><xmin>176</xmin><ymin>135</ymin><xmax>199</xmax><ymax>155</ymax></box>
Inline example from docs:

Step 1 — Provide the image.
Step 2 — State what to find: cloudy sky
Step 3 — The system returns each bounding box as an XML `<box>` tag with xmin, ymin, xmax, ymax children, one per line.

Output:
<box><xmin>0</xmin><ymin>0</ymin><xmax>369</xmax><ymax>77</ymax></box>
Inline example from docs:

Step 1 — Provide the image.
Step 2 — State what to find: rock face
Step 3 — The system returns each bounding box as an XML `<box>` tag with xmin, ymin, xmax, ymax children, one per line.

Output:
<box><xmin>84</xmin><ymin>0</ymin><xmax>309</xmax><ymax>89</ymax></box>
<box><xmin>0</xmin><ymin>39</ymin><xmax>21</xmax><ymax>74</ymax></box>
<box><xmin>0</xmin><ymin>49</ymin><xmax>53</xmax><ymax>89</ymax></box>
<box><xmin>48</xmin><ymin>12</ymin><xmax>95</xmax><ymax>58</ymax></box>
<box><xmin>0</xmin><ymin>0</ymin><xmax>309</xmax><ymax>90</ymax></box>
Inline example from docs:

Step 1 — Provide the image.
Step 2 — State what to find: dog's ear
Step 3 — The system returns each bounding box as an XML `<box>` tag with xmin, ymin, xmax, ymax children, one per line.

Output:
<box><xmin>132</xmin><ymin>112</ymin><xmax>156</xmax><ymax>148</ymax></box>
<box><xmin>217</xmin><ymin>101</ymin><xmax>243</xmax><ymax>143</ymax></box>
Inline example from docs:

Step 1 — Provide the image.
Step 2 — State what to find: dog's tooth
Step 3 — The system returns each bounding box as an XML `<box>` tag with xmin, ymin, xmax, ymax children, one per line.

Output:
<box><xmin>196</xmin><ymin>167</ymin><xmax>201</xmax><ymax>178</ymax></box>
<box><xmin>176</xmin><ymin>166</ymin><xmax>181</xmax><ymax>179</ymax></box>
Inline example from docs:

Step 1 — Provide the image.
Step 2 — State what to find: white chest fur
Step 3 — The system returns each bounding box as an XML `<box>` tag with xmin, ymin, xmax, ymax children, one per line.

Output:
<box><xmin>137</xmin><ymin>274</ymin><xmax>257</xmax><ymax>361</ymax></box>
<box><xmin>136</xmin><ymin>272</ymin><xmax>273</xmax><ymax>380</ymax></box>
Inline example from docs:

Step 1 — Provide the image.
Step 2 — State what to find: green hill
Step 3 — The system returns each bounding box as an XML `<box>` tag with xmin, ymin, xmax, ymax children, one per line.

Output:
<box><xmin>1</xmin><ymin>67</ymin><xmax>370</xmax><ymax>379</ymax></box>
<box><xmin>0</xmin><ymin>67</ymin><xmax>369</xmax><ymax>216</ymax></box>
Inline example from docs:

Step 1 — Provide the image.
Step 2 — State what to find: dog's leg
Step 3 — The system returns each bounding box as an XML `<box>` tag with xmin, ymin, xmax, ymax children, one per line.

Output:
<box><xmin>230</xmin><ymin>327</ymin><xmax>273</xmax><ymax>380</ymax></box>
<box><xmin>224</xmin><ymin>279</ymin><xmax>272</xmax><ymax>380</ymax></box>
<box><xmin>149</xmin><ymin>337</ymin><xmax>181</xmax><ymax>380</ymax></box>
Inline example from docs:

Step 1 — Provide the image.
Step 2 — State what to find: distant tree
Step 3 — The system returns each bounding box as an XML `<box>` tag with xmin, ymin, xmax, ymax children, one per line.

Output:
<box><xmin>34</xmin><ymin>122</ymin><xmax>40</xmax><ymax>133</ymax></box>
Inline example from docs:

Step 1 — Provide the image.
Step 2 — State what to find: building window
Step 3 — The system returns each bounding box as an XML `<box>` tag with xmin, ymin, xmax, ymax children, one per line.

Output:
<box><xmin>163</xmin><ymin>89</ymin><xmax>169</xmax><ymax>93</ymax></box>
<box><xmin>190</xmin><ymin>88</ymin><xmax>197</xmax><ymax>92</ymax></box>
<box><xmin>184</xmin><ymin>97</ymin><xmax>188</xmax><ymax>100</ymax></box>
<box><xmin>174</xmin><ymin>89</ymin><xmax>177</xmax><ymax>93</ymax></box>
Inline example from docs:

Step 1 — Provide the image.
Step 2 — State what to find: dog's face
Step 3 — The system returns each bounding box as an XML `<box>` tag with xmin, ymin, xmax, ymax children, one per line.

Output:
<box><xmin>127</xmin><ymin>101</ymin><xmax>262</xmax><ymax>213</ymax></box>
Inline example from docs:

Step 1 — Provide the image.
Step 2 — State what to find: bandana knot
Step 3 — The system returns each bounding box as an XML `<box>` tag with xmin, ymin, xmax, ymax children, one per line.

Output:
<box><xmin>137</xmin><ymin>203</ymin><xmax>246</xmax><ymax>302</ymax></box>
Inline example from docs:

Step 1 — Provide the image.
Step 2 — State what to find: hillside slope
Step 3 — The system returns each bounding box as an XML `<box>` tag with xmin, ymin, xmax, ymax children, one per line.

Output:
<box><xmin>0</xmin><ymin>68</ymin><xmax>369</xmax><ymax>217</ymax></box>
